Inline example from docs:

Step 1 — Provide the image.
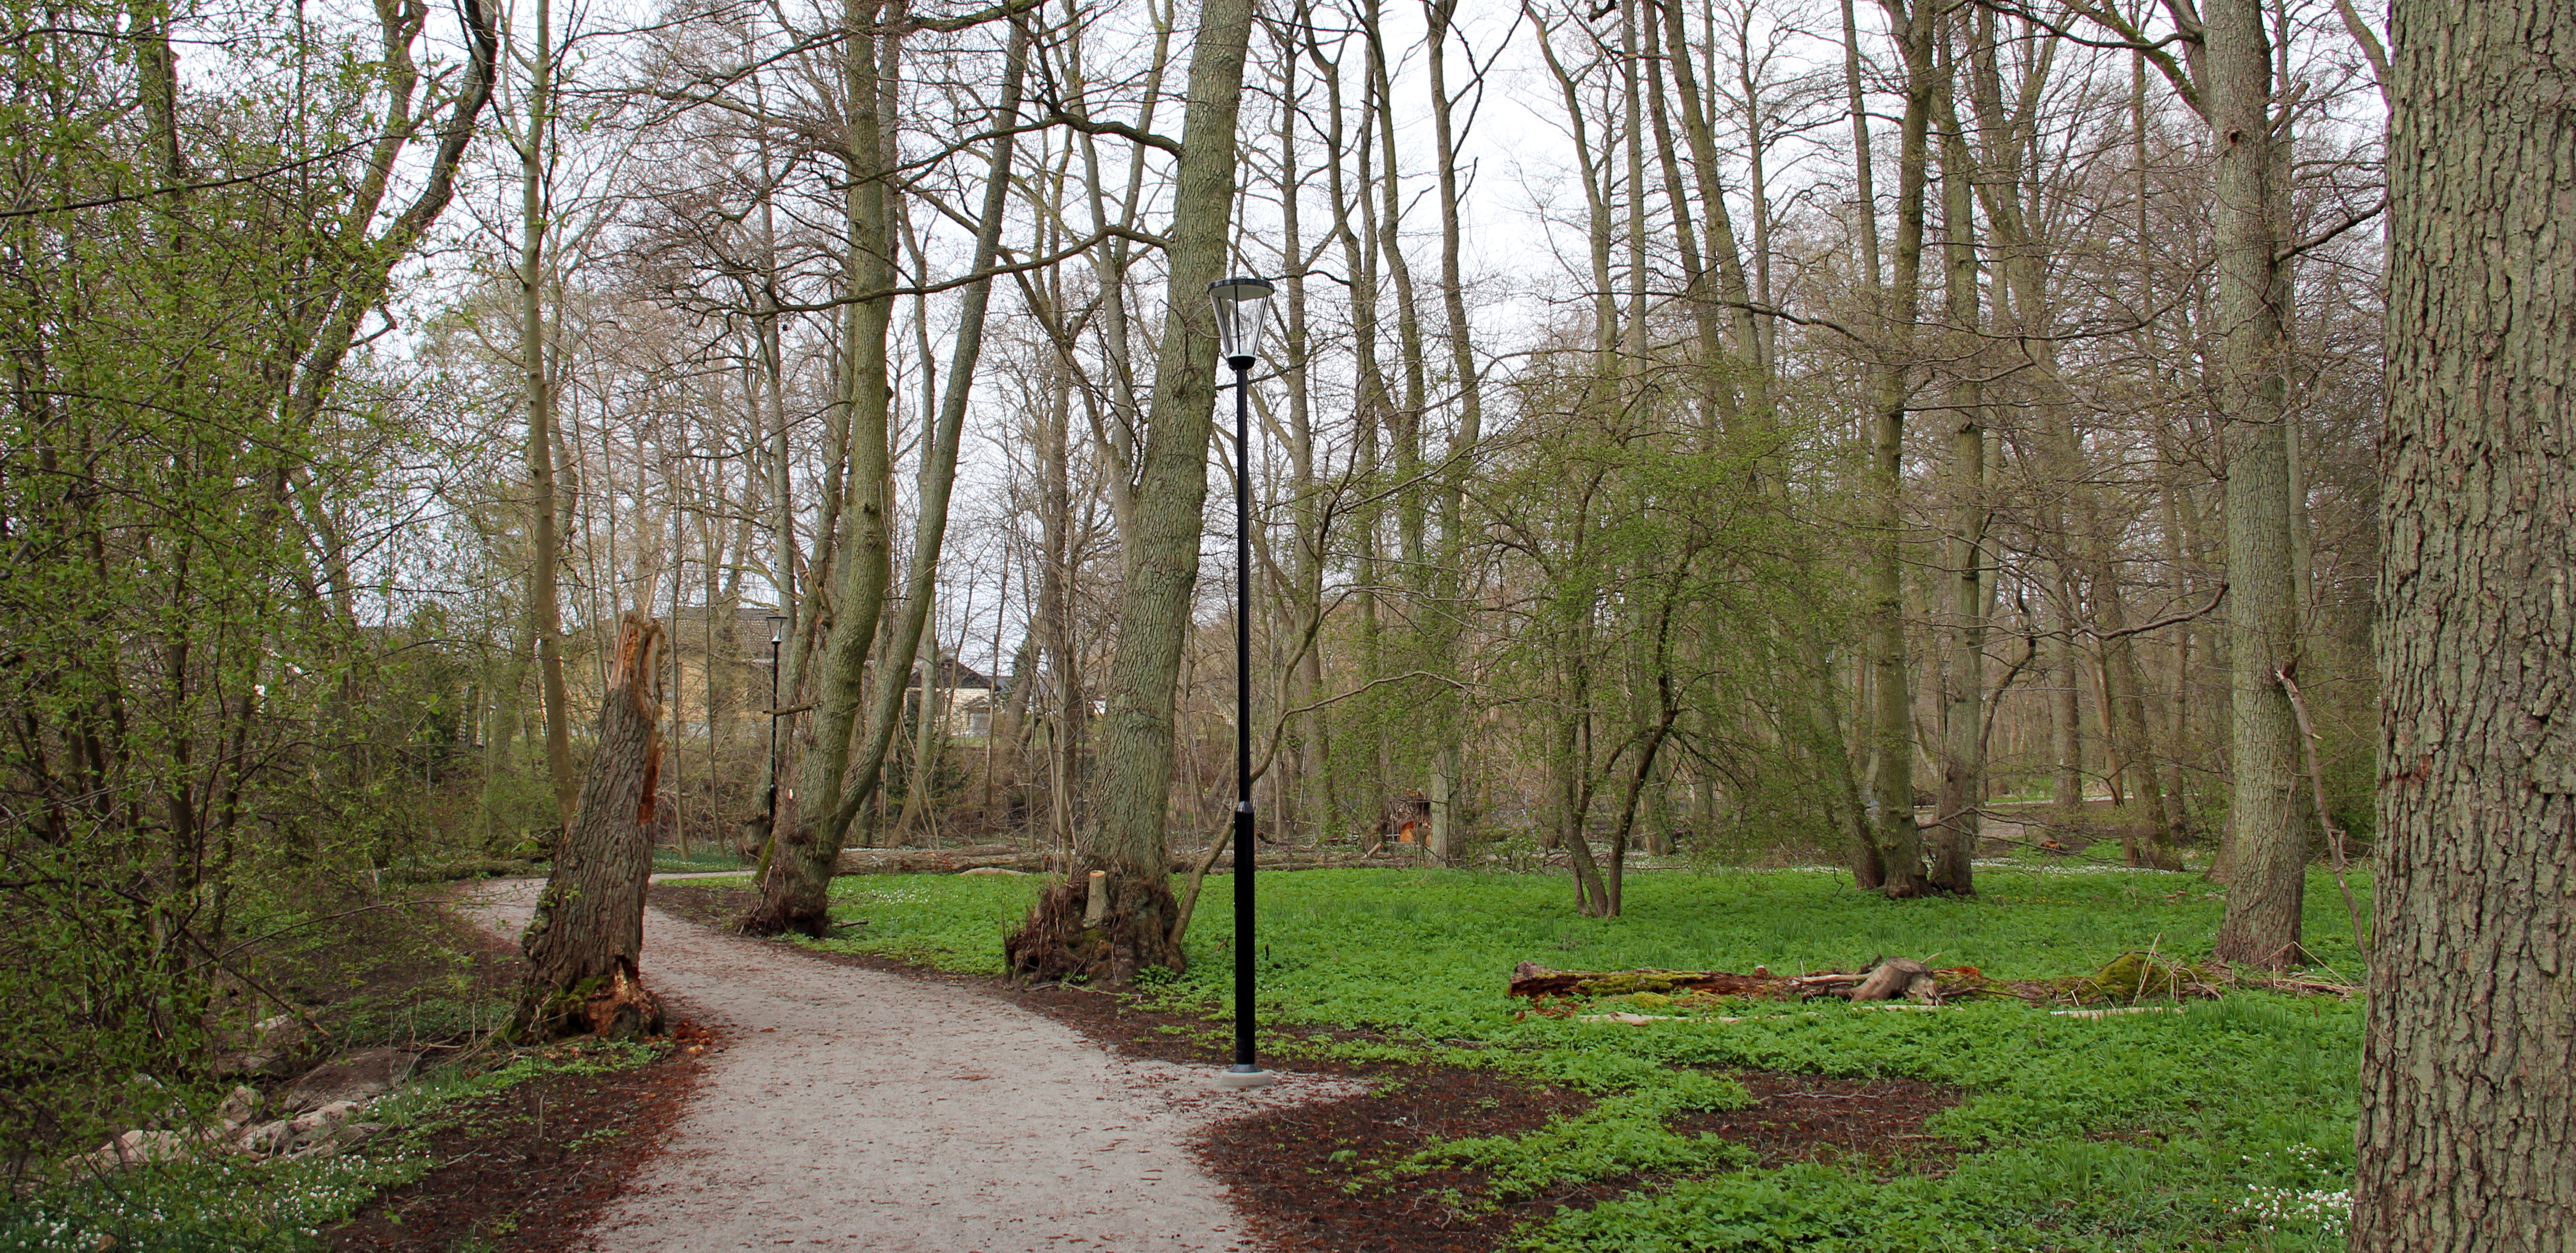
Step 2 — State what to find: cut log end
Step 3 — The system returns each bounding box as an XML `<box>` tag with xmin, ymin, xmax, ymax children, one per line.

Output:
<box><xmin>1082</xmin><ymin>870</ymin><xmax>1109</xmax><ymax>927</ymax></box>
<box><xmin>1848</xmin><ymin>958</ymin><xmax>1934</xmax><ymax>1002</ymax></box>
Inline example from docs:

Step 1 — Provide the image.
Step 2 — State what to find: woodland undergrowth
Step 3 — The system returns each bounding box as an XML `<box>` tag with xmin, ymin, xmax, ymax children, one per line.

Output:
<box><xmin>805</xmin><ymin>859</ymin><xmax>2367</xmax><ymax>1251</ymax></box>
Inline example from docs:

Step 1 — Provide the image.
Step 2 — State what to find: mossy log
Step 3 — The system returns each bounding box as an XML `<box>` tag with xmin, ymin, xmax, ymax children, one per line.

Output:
<box><xmin>1509</xmin><ymin>959</ymin><xmax>1986</xmax><ymax>1003</ymax></box>
<box><xmin>1510</xmin><ymin>952</ymin><xmax>2354</xmax><ymax>1009</ymax></box>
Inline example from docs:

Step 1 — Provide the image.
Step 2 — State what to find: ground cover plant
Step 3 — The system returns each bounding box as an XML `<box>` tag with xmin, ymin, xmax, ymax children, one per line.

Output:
<box><xmin>0</xmin><ymin>890</ymin><xmax>705</xmax><ymax>1253</ymax></box>
<box><xmin>0</xmin><ymin>1039</ymin><xmax>682</xmax><ymax>1253</ymax></box>
<box><xmin>788</xmin><ymin>863</ymin><xmax>2366</xmax><ymax>1251</ymax></box>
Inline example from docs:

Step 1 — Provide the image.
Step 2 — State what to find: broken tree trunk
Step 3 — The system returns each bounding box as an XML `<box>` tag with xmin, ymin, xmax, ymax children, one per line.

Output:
<box><xmin>513</xmin><ymin>612</ymin><xmax>668</xmax><ymax>1042</ymax></box>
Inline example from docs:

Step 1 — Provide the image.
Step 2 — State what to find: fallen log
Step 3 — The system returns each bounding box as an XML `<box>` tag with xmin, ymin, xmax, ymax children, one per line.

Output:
<box><xmin>1509</xmin><ymin>960</ymin><xmax>1976</xmax><ymax>1003</ymax></box>
<box><xmin>1175</xmin><ymin>853</ymin><xmax>1415</xmax><ymax>874</ymax></box>
<box><xmin>828</xmin><ymin>845</ymin><xmax>1423</xmax><ymax>877</ymax></box>
<box><xmin>1509</xmin><ymin>962</ymin><xmax>1796</xmax><ymax>1000</ymax></box>
<box><xmin>1509</xmin><ymin>951</ymin><xmax>2356</xmax><ymax>1009</ymax></box>
<box><xmin>1849</xmin><ymin>958</ymin><xmax>1938</xmax><ymax>1003</ymax></box>
<box><xmin>833</xmin><ymin>847</ymin><xmax>1048</xmax><ymax>876</ymax></box>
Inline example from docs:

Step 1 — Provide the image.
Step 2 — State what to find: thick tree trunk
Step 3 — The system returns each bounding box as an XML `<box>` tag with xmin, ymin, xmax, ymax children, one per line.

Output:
<box><xmin>513</xmin><ymin>613</ymin><xmax>667</xmax><ymax>1042</ymax></box>
<box><xmin>2354</xmin><ymin>2</ymin><xmax>2576</xmax><ymax>1244</ymax></box>
<box><xmin>1006</xmin><ymin>0</ymin><xmax>1254</xmax><ymax>986</ymax></box>
<box><xmin>2204</xmin><ymin>0</ymin><xmax>2307</xmax><ymax>968</ymax></box>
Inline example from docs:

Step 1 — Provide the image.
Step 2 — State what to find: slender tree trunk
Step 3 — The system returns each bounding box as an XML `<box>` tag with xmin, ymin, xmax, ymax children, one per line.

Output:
<box><xmin>1034</xmin><ymin>349</ymin><xmax>1079</xmax><ymax>851</ymax></box>
<box><xmin>517</xmin><ymin>0</ymin><xmax>575</xmax><ymax>831</ymax></box>
<box><xmin>2051</xmin><ymin>583</ymin><xmax>2084</xmax><ymax>811</ymax></box>
<box><xmin>1337</xmin><ymin>38</ymin><xmax>1391</xmax><ymax>832</ymax></box>
<box><xmin>741</xmin><ymin>0</ymin><xmax>900</xmax><ymax>936</ymax></box>
<box><xmin>2356</xmin><ymin>3</ymin><xmax>2576</xmax><ymax>1241</ymax></box>
<box><xmin>1929</xmin><ymin>42</ymin><xmax>1982</xmax><ymax>895</ymax></box>
<box><xmin>2205</xmin><ymin>0</ymin><xmax>2307</xmax><ymax>968</ymax></box>
<box><xmin>1423</xmin><ymin>0</ymin><xmax>1480</xmax><ymax>865</ymax></box>
<box><xmin>1657</xmin><ymin>0</ymin><xmax>1764</xmax><ymax>408</ymax></box>
<box><xmin>1863</xmin><ymin>0</ymin><xmax>1938</xmax><ymax>897</ymax></box>
<box><xmin>481</xmin><ymin>604</ymin><xmax>532</xmax><ymax>849</ymax></box>
<box><xmin>896</xmin><ymin>585</ymin><xmax>941</xmax><ymax>841</ymax></box>
<box><xmin>1006</xmin><ymin>0</ymin><xmax>1255</xmax><ymax>986</ymax></box>
<box><xmin>1554</xmin><ymin>655</ymin><xmax>1610</xmax><ymax>916</ymax></box>
<box><xmin>1841</xmin><ymin>0</ymin><xmax>1882</xmax><ymax>290</ymax></box>
<box><xmin>1642</xmin><ymin>9</ymin><xmax>1725</xmax><ymax>431</ymax></box>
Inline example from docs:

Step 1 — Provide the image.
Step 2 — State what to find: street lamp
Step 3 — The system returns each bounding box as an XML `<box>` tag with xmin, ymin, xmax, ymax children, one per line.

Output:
<box><xmin>764</xmin><ymin>613</ymin><xmax>789</xmax><ymax>841</ymax></box>
<box><xmin>1208</xmin><ymin>275</ymin><xmax>1276</xmax><ymax>1091</ymax></box>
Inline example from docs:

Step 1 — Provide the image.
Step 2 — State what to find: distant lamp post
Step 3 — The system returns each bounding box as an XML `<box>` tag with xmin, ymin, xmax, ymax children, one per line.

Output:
<box><xmin>764</xmin><ymin>613</ymin><xmax>789</xmax><ymax>838</ymax></box>
<box><xmin>1208</xmin><ymin>274</ymin><xmax>1277</xmax><ymax>1091</ymax></box>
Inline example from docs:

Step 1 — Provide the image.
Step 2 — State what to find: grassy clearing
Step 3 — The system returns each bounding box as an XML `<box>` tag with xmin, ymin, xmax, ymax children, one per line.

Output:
<box><xmin>814</xmin><ymin>862</ymin><xmax>2365</xmax><ymax>1251</ymax></box>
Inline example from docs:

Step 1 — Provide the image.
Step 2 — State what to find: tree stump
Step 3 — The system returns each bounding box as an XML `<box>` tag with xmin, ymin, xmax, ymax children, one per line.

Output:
<box><xmin>1003</xmin><ymin>864</ymin><xmax>1187</xmax><ymax>987</ymax></box>
<box><xmin>512</xmin><ymin>612</ymin><xmax>667</xmax><ymax>1041</ymax></box>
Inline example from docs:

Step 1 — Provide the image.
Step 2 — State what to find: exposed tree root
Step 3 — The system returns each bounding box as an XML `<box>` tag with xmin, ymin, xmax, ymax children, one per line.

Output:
<box><xmin>513</xmin><ymin>959</ymin><xmax>666</xmax><ymax>1043</ymax></box>
<box><xmin>1003</xmin><ymin>869</ymin><xmax>1186</xmax><ymax>989</ymax></box>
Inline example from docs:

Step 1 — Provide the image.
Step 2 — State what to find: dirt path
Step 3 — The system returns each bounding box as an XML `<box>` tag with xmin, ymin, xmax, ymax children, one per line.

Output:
<box><xmin>462</xmin><ymin>880</ymin><xmax>1346</xmax><ymax>1253</ymax></box>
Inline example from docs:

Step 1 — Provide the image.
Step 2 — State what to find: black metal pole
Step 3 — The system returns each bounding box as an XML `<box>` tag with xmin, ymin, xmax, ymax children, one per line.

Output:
<box><xmin>1230</xmin><ymin>358</ymin><xmax>1258</xmax><ymax>1074</ymax></box>
<box><xmin>766</xmin><ymin>633</ymin><xmax>783</xmax><ymax>833</ymax></box>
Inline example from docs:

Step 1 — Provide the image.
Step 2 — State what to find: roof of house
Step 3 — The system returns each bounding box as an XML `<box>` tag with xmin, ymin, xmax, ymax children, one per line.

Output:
<box><xmin>909</xmin><ymin>657</ymin><xmax>995</xmax><ymax>689</ymax></box>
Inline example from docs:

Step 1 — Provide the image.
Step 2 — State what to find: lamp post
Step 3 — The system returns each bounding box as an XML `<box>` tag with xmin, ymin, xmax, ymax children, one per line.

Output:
<box><xmin>764</xmin><ymin>613</ymin><xmax>788</xmax><ymax>839</ymax></box>
<box><xmin>1208</xmin><ymin>275</ymin><xmax>1277</xmax><ymax>1090</ymax></box>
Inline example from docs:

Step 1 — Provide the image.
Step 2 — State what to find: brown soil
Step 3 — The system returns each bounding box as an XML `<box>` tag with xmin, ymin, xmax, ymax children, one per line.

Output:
<box><xmin>1206</xmin><ymin>1071</ymin><xmax>1961</xmax><ymax>1253</ymax></box>
<box><xmin>1677</xmin><ymin>1073</ymin><xmax>1960</xmax><ymax>1171</ymax></box>
<box><xmin>326</xmin><ymin>1022</ymin><xmax>715</xmax><ymax>1253</ymax></box>
<box><xmin>644</xmin><ymin>880</ymin><xmax>1964</xmax><ymax>1253</ymax></box>
<box><xmin>315</xmin><ymin>888</ymin><xmax>715</xmax><ymax>1253</ymax></box>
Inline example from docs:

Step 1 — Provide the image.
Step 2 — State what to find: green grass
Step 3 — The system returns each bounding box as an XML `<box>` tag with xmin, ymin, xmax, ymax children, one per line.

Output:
<box><xmin>1409</xmin><ymin>1070</ymin><xmax>1757</xmax><ymax>1201</ymax></box>
<box><xmin>814</xmin><ymin>863</ymin><xmax>2367</xmax><ymax>1251</ymax></box>
<box><xmin>810</xmin><ymin>873</ymin><xmax>1048</xmax><ymax>974</ymax></box>
<box><xmin>651</xmin><ymin>847</ymin><xmax>753</xmax><ymax>873</ymax></box>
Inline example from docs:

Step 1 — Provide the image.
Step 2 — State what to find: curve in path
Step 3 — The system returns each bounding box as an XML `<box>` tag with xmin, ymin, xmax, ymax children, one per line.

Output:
<box><xmin>463</xmin><ymin>880</ymin><xmax>1344</xmax><ymax>1252</ymax></box>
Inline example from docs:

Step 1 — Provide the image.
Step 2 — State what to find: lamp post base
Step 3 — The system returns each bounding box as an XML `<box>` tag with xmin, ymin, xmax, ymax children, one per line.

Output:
<box><xmin>1213</xmin><ymin>1065</ymin><xmax>1278</xmax><ymax>1090</ymax></box>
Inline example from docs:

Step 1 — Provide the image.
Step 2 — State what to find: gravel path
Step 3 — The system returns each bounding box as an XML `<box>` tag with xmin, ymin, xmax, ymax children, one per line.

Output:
<box><xmin>462</xmin><ymin>880</ymin><xmax>1348</xmax><ymax>1253</ymax></box>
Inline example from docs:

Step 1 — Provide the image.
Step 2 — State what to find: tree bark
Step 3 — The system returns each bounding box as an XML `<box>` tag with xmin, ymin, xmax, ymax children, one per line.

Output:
<box><xmin>513</xmin><ymin>612</ymin><xmax>667</xmax><ymax>1041</ymax></box>
<box><xmin>1862</xmin><ymin>0</ymin><xmax>1940</xmax><ymax>897</ymax></box>
<box><xmin>515</xmin><ymin>0</ymin><xmax>576</xmax><ymax>832</ymax></box>
<box><xmin>1006</xmin><ymin>0</ymin><xmax>1255</xmax><ymax>986</ymax></box>
<box><xmin>1423</xmin><ymin>0</ymin><xmax>1480</xmax><ymax>865</ymax></box>
<box><xmin>741</xmin><ymin>0</ymin><xmax>899</xmax><ymax>936</ymax></box>
<box><xmin>2354</xmin><ymin>1</ymin><xmax>2576</xmax><ymax>1244</ymax></box>
<box><xmin>1929</xmin><ymin>25</ymin><xmax>1983</xmax><ymax>896</ymax></box>
<box><xmin>2204</xmin><ymin>0</ymin><xmax>2307</xmax><ymax>968</ymax></box>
